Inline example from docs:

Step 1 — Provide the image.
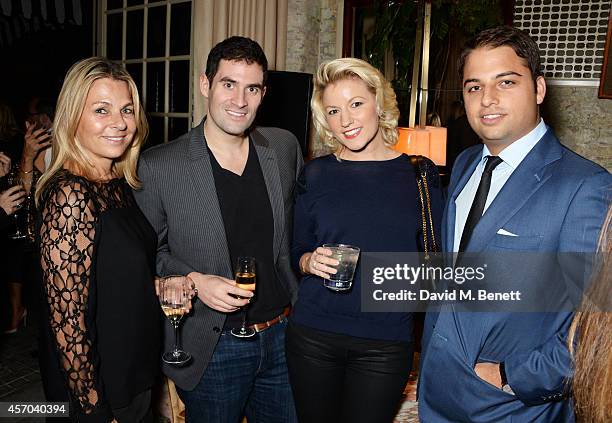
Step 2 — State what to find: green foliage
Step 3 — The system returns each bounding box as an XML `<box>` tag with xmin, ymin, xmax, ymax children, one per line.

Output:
<box><xmin>365</xmin><ymin>0</ymin><xmax>504</xmax><ymax>92</ymax></box>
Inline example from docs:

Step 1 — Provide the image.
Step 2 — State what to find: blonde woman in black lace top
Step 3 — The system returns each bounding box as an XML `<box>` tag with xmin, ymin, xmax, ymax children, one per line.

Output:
<box><xmin>36</xmin><ymin>57</ymin><xmax>160</xmax><ymax>423</ymax></box>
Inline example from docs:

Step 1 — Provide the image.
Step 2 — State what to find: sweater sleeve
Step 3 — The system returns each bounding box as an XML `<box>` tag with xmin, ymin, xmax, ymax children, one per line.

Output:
<box><xmin>291</xmin><ymin>168</ymin><xmax>317</xmax><ymax>273</ymax></box>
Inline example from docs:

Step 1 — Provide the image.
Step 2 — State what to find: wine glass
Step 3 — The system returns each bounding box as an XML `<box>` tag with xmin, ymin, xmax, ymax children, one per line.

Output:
<box><xmin>231</xmin><ymin>257</ymin><xmax>257</xmax><ymax>338</ymax></box>
<box><xmin>159</xmin><ymin>275</ymin><xmax>192</xmax><ymax>365</ymax></box>
<box><xmin>6</xmin><ymin>167</ymin><xmax>26</xmax><ymax>240</ymax></box>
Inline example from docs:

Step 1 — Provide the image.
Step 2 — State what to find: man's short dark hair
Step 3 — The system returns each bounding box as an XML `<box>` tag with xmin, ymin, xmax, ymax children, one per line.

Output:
<box><xmin>458</xmin><ymin>26</ymin><xmax>543</xmax><ymax>86</ymax></box>
<box><xmin>205</xmin><ymin>36</ymin><xmax>268</xmax><ymax>85</ymax></box>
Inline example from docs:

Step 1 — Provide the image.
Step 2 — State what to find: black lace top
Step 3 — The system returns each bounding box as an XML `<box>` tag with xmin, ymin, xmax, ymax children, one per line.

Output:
<box><xmin>39</xmin><ymin>169</ymin><xmax>160</xmax><ymax>421</ymax></box>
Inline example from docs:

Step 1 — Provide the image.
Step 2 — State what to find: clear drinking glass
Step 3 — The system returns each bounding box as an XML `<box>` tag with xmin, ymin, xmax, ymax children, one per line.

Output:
<box><xmin>6</xmin><ymin>167</ymin><xmax>26</xmax><ymax>240</ymax></box>
<box><xmin>159</xmin><ymin>275</ymin><xmax>192</xmax><ymax>365</ymax></box>
<box><xmin>231</xmin><ymin>256</ymin><xmax>257</xmax><ymax>338</ymax></box>
<box><xmin>322</xmin><ymin>243</ymin><xmax>361</xmax><ymax>291</ymax></box>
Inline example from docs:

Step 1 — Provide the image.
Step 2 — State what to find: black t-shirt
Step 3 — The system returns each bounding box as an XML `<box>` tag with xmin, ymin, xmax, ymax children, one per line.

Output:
<box><xmin>208</xmin><ymin>138</ymin><xmax>290</xmax><ymax>328</ymax></box>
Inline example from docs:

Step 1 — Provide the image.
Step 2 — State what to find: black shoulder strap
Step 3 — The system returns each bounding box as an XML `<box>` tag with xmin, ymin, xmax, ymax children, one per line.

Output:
<box><xmin>409</xmin><ymin>155</ymin><xmax>439</xmax><ymax>254</ymax></box>
<box><xmin>409</xmin><ymin>155</ymin><xmax>440</xmax><ymax>188</ymax></box>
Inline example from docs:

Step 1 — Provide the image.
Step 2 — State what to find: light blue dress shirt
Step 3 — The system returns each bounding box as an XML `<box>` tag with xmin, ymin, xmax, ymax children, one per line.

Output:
<box><xmin>453</xmin><ymin>119</ymin><xmax>548</xmax><ymax>252</ymax></box>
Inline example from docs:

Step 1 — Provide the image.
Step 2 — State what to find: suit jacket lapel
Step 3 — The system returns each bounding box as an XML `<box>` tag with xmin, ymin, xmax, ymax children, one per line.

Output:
<box><xmin>251</xmin><ymin>129</ymin><xmax>284</xmax><ymax>261</ymax></box>
<box><xmin>186</xmin><ymin>120</ymin><xmax>232</xmax><ymax>275</ymax></box>
<box><xmin>466</xmin><ymin>130</ymin><xmax>562</xmax><ymax>252</ymax></box>
<box><xmin>444</xmin><ymin>147</ymin><xmax>483</xmax><ymax>252</ymax></box>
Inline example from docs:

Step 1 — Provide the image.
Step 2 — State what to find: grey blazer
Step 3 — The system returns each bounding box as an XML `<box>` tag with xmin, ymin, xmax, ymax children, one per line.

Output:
<box><xmin>134</xmin><ymin>120</ymin><xmax>303</xmax><ymax>390</ymax></box>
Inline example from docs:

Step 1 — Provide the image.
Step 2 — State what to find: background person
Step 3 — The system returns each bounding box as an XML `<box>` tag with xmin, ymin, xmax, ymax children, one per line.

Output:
<box><xmin>569</xmin><ymin>207</ymin><xmax>612</xmax><ymax>423</ymax></box>
<box><xmin>22</xmin><ymin>97</ymin><xmax>54</xmax><ymax>190</ymax></box>
<box><xmin>0</xmin><ymin>101</ymin><xmax>28</xmax><ymax>333</ymax></box>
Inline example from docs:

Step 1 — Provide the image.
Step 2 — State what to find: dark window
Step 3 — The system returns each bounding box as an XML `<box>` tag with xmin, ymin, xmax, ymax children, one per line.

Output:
<box><xmin>107</xmin><ymin>0</ymin><xmax>123</xmax><ymax>10</ymax></box>
<box><xmin>146</xmin><ymin>116</ymin><xmax>165</xmax><ymax>149</ymax></box>
<box><xmin>103</xmin><ymin>1</ymin><xmax>192</xmax><ymax>144</ymax></box>
<box><xmin>107</xmin><ymin>13</ymin><xmax>123</xmax><ymax>60</ymax></box>
<box><xmin>147</xmin><ymin>6</ymin><xmax>167</xmax><ymax>57</ymax></box>
<box><xmin>146</xmin><ymin>62</ymin><xmax>165</xmax><ymax>113</ymax></box>
<box><xmin>126</xmin><ymin>9</ymin><xmax>144</xmax><ymax>59</ymax></box>
<box><xmin>170</xmin><ymin>2</ymin><xmax>192</xmax><ymax>56</ymax></box>
<box><xmin>125</xmin><ymin>63</ymin><xmax>143</xmax><ymax>96</ymax></box>
<box><xmin>169</xmin><ymin>61</ymin><xmax>189</xmax><ymax>113</ymax></box>
<box><xmin>169</xmin><ymin>117</ymin><xmax>189</xmax><ymax>140</ymax></box>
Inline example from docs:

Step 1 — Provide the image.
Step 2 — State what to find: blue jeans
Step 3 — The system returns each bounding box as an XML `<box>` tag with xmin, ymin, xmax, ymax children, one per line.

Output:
<box><xmin>176</xmin><ymin>319</ymin><xmax>297</xmax><ymax>423</ymax></box>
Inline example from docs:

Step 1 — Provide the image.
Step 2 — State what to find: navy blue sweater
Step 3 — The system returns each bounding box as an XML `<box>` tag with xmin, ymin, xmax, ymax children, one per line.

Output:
<box><xmin>291</xmin><ymin>154</ymin><xmax>444</xmax><ymax>342</ymax></box>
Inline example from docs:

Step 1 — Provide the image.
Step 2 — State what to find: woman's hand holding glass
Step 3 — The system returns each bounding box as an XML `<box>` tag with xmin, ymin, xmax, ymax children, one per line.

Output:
<box><xmin>0</xmin><ymin>185</ymin><xmax>26</xmax><ymax>216</ymax></box>
<box><xmin>300</xmin><ymin>246</ymin><xmax>339</xmax><ymax>279</ymax></box>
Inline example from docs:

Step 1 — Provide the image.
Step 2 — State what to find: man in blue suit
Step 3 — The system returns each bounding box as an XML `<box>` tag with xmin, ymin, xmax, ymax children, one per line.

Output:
<box><xmin>418</xmin><ymin>26</ymin><xmax>611</xmax><ymax>422</ymax></box>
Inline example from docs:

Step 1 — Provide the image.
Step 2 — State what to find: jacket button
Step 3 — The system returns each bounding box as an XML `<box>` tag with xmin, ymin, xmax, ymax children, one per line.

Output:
<box><xmin>213</xmin><ymin>326</ymin><xmax>220</xmax><ymax>333</ymax></box>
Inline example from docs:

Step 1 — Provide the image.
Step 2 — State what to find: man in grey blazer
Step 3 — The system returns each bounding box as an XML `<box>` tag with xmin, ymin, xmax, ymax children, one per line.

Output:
<box><xmin>134</xmin><ymin>36</ymin><xmax>301</xmax><ymax>422</ymax></box>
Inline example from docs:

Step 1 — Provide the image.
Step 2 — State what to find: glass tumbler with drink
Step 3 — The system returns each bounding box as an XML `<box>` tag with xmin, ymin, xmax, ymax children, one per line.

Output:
<box><xmin>322</xmin><ymin>243</ymin><xmax>360</xmax><ymax>291</ymax></box>
<box><xmin>159</xmin><ymin>275</ymin><xmax>192</xmax><ymax>365</ymax></box>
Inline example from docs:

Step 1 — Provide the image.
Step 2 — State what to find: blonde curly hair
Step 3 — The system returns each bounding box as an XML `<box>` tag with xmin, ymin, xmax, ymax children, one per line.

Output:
<box><xmin>311</xmin><ymin>58</ymin><xmax>399</xmax><ymax>152</ymax></box>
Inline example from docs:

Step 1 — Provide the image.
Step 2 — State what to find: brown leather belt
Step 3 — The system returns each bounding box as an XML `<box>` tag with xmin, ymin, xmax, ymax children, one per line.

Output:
<box><xmin>247</xmin><ymin>307</ymin><xmax>290</xmax><ymax>333</ymax></box>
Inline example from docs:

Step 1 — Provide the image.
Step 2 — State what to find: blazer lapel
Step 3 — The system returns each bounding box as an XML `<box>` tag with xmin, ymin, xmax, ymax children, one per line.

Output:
<box><xmin>251</xmin><ymin>129</ymin><xmax>284</xmax><ymax>261</ymax></box>
<box><xmin>466</xmin><ymin>130</ymin><xmax>562</xmax><ymax>252</ymax></box>
<box><xmin>186</xmin><ymin>120</ymin><xmax>232</xmax><ymax>275</ymax></box>
<box><xmin>444</xmin><ymin>147</ymin><xmax>483</xmax><ymax>252</ymax></box>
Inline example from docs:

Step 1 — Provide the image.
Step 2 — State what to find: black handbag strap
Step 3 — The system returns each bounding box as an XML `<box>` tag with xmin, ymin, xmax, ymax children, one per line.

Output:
<box><xmin>409</xmin><ymin>155</ymin><xmax>440</xmax><ymax>256</ymax></box>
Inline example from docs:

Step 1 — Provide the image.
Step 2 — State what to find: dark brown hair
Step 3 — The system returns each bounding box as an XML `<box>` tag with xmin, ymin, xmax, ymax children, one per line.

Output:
<box><xmin>458</xmin><ymin>26</ymin><xmax>543</xmax><ymax>87</ymax></box>
<box><xmin>205</xmin><ymin>36</ymin><xmax>268</xmax><ymax>85</ymax></box>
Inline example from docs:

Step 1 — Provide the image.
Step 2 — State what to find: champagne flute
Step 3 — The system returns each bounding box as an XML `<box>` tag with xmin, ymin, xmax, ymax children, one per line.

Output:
<box><xmin>231</xmin><ymin>257</ymin><xmax>257</xmax><ymax>338</ymax></box>
<box><xmin>159</xmin><ymin>275</ymin><xmax>192</xmax><ymax>365</ymax></box>
<box><xmin>6</xmin><ymin>167</ymin><xmax>26</xmax><ymax>240</ymax></box>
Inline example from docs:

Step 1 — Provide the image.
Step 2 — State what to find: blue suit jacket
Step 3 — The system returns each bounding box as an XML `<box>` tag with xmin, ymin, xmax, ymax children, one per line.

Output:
<box><xmin>418</xmin><ymin>129</ymin><xmax>611</xmax><ymax>422</ymax></box>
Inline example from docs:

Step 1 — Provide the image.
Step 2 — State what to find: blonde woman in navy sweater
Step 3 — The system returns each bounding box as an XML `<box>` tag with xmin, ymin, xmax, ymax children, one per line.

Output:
<box><xmin>286</xmin><ymin>58</ymin><xmax>443</xmax><ymax>423</ymax></box>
